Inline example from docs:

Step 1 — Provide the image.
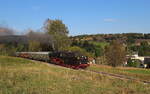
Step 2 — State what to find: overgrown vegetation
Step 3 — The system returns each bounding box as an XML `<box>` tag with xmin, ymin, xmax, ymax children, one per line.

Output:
<box><xmin>88</xmin><ymin>64</ymin><xmax>150</xmax><ymax>81</ymax></box>
<box><xmin>0</xmin><ymin>56</ymin><xmax>150</xmax><ymax>94</ymax></box>
<box><xmin>127</xmin><ymin>58</ymin><xmax>141</xmax><ymax>68</ymax></box>
<box><xmin>71</xmin><ymin>40</ymin><xmax>105</xmax><ymax>57</ymax></box>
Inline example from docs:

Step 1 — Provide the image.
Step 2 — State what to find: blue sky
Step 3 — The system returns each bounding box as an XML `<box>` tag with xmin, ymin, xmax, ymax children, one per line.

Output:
<box><xmin>0</xmin><ymin>0</ymin><xmax>150</xmax><ymax>35</ymax></box>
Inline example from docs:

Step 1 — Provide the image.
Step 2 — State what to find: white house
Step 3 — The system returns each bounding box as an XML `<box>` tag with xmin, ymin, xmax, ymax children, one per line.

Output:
<box><xmin>126</xmin><ymin>53</ymin><xmax>149</xmax><ymax>68</ymax></box>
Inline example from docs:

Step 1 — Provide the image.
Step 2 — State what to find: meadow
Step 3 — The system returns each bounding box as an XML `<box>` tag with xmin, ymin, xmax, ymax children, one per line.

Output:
<box><xmin>88</xmin><ymin>65</ymin><xmax>150</xmax><ymax>82</ymax></box>
<box><xmin>0</xmin><ymin>56</ymin><xmax>150</xmax><ymax>94</ymax></box>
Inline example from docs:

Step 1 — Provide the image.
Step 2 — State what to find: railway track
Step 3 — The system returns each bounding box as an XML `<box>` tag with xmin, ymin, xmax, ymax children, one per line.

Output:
<box><xmin>84</xmin><ymin>70</ymin><xmax>150</xmax><ymax>84</ymax></box>
<box><xmin>30</xmin><ymin>59</ymin><xmax>150</xmax><ymax>84</ymax></box>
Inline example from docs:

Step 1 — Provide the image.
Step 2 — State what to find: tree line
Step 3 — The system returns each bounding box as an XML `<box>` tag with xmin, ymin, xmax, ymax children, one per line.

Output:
<box><xmin>2</xmin><ymin>18</ymin><xmax>149</xmax><ymax>67</ymax></box>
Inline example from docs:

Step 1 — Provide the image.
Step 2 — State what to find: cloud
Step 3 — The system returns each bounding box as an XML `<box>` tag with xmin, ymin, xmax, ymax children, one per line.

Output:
<box><xmin>104</xmin><ymin>18</ymin><xmax>117</xmax><ymax>22</ymax></box>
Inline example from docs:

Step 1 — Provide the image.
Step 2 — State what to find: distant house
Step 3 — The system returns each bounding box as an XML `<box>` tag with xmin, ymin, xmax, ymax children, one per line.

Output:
<box><xmin>126</xmin><ymin>53</ymin><xmax>144</xmax><ymax>62</ymax></box>
<box><xmin>126</xmin><ymin>53</ymin><xmax>150</xmax><ymax>68</ymax></box>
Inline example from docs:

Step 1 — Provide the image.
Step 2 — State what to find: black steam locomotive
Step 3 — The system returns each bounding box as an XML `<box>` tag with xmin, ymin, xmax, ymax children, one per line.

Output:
<box><xmin>49</xmin><ymin>51</ymin><xmax>89</xmax><ymax>69</ymax></box>
<box><xmin>16</xmin><ymin>51</ymin><xmax>90</xmax><ymax>69</ymax></box>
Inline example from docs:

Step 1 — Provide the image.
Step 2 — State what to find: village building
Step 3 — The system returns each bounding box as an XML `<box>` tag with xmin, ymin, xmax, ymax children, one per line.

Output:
<box><xmin>126</xmin><ymin>53</ymin><xmax>150</xmax><ymax>68</ymax></box>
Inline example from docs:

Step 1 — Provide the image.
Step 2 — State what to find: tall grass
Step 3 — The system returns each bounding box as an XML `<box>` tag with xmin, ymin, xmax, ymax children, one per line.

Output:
<box><xmin>0</xmin><ymin>56</ymin><xmax>150</xmax><ymax>94</ymax></box>
<box><xmin>88</xmin><ymin>65</ymin><xmax>150</xmax><ymax>81</ymax></box>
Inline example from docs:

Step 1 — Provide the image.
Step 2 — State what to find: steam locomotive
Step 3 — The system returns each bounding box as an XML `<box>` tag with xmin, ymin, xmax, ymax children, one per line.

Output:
<box><xmin>16</xmin><ymin>51</ymin><xmax>90</xmax><ymax>69</ymax></box>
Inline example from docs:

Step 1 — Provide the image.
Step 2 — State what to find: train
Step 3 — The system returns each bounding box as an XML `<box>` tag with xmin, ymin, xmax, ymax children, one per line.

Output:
<box><xmin>16</xmin><ymin>51</ymin><xmax>90</xmax><ymax>69</ymax></box>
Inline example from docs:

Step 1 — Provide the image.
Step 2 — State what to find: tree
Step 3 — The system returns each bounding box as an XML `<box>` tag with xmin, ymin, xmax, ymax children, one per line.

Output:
<box><xmin>16</xmin><ymin>44</ymin><xmax>26</xmax><ymax>52</ymax></box>
<box><xmin>82</xmin><ymin>41</ymin><xmax>104</xmax><ymax>57</ymax></box>
<box><xmin>27</xmin><ymin>29</ymin><xmax>53</xmax><ymax>51</ymax></box>
<box><xmin>44</xmin><ymin>19</ymin><xmax>70</xmax><ymax>51</ymax></box>
<box><xmin>127</xmin><ymin>36</ymin><xmax>135</xmax><ymax>44</ymax></box>
<box><xmin>71</xmin><ymin>40</ymin><xmax>105</xmax><ymax>57</ymax></box>
<box><xmin>28</xmin><ymin>40</ymin><xmax>41</xmax><ymax>52</ymax></box>
<box><xmin>105</xmin><ymin>40</ymin><xmax>126</xmax><ymax>67</ymax></box>
<box><xmin>127</xmin><ymin>58</ymin><xmax>141</xmax><ymax>67</ymax></box>
<box><xmin>138</xmin><ymin>41</ymin><xmax>150</xmax><ymax>56</ymax></box>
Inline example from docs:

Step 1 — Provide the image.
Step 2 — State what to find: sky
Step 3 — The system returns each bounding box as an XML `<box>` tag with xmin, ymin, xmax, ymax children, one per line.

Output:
<box><xmin>0</xmin><ymin>0</ymin><xmax>150</xmax><ymax>35</ymax></box>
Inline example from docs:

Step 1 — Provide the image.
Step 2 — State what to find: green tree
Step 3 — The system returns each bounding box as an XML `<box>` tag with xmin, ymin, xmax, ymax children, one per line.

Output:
<box><xmin>105</xmin><ymin>40</ymin><xmax>126</xmax><ymax>67</ymax></box>
<box><xmin>29</xmin><ymin>40</ymin><xmax>41</xmax><ymax>52</ymax></box>
<box><xmin>127</xmin><ymin>58</ymin><xmax>141</xmax><ymax>67</ymax></box>
<box><xmin>71</xmin><ymin>40</ymin><xmax>105</xmax><ymax>57</ymax></box>
<box><xmin>27</xmin><ymin>30</ymin><xmax>53</xmax><ymax>51</ymax></box>
<box><xmin>127</xmin><ymin>36</ymin><xmax>135</xmax><ymax>44</ymax></box>
<box><xmin>138</xmin><ymin>41</ymin><xmax>150</xmax><ymax>56</ymax></box>
<box><xmin>16</xmin><ymin>44</ymin><xmax>26</xmax><ymax>52</ymax></box>
<box><xmin>44</xmin><ymin>19</ymin><xmax>70</xmax><ymax>51</ymax></box>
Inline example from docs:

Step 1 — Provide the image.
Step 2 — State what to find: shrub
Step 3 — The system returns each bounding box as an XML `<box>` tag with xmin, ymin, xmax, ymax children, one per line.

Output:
<box><xmin>127</xmin><ymin>59</ymin><xmax>141</xmax><ymax>67</ymax></box>
<box><xmin>0</xmin><ymin>44</ymin><xmax>19</xmax><ymax>56</ymax></box>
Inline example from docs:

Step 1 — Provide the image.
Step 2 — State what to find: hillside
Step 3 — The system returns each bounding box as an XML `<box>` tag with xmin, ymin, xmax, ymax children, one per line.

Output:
<box><xmin>71</xmin><ymin>33</ymin><xmax>150</xmax><ymax>42</ymax></box>
<box><xmin>0</xmin><ymin>56</ymin><xmax>150</xmax><ymax>94</ymax></box>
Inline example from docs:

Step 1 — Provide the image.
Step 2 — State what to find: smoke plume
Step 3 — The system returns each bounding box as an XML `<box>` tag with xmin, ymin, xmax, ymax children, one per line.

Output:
<box><xmin>0</xmin><ymin>27</ymin><xmax>14</xmax><ymax>36</ymax></box>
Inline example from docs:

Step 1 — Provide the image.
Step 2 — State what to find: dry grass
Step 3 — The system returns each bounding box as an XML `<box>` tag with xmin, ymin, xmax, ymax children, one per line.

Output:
<box><xmin>0</xmin><ymin>56</ymin><xmax>150</xmax><ymax>94</ymax></box>
<box><xmin>88</xmin><ymin>64</ymin><xmax>150</xmax><ymax>81</ymax></box>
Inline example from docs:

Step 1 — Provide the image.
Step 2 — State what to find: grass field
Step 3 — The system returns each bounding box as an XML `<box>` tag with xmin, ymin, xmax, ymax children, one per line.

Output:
<box><xmin>88</xmin><ymin>65</ymin><xmax>150</xmax><ymax>82</ymax></box>
<box><xmin>0</xmin><ymin>56</ymin><xmax>150</xmax><ymax>94</ymax></box>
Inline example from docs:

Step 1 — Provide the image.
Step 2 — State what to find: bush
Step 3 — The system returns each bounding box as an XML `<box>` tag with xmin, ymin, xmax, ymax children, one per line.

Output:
<box><xmin>0</xmin><ymin>48</ymin><xmax>16</xmax><ymax>56</ymax></box>
<box><xmin>28</xmin><ymin>40</ymin><xmax>42</xmax><ymax>51</ymax></box>
<box><xmin>127</xmin><ymin>59</ymin><xmax>141</xmax><ymax>67</ymax></box>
